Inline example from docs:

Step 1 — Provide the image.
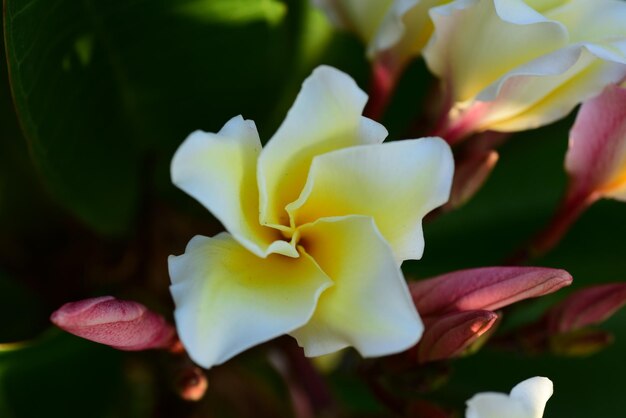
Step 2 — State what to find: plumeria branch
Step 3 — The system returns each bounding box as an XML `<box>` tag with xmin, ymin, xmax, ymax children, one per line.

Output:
<box><xmin>276</xmin><ymin>338</ymin><xmax>336</xmax><ymax>416</ymax></box>
<box><xmin>363</xmin><ymin>59</ymin><xmax>399</xmax><ymax>121</ymax></box>
<box><xmin>508</xmin><ymin>191</ymin><xmax>598</xmax><ymax>264</ymax></box>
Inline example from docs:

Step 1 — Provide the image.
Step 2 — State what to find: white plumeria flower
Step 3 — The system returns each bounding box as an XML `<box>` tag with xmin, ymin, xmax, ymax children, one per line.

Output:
<box><xmin>312</xmin><ymin>0</ymin><xmax>447</xmax><ymax>73</ymax></box>
<box><xmin>466</xmin><ymin>377</ymin><xmax>554</xmax><ymax>418</ymax></box>
<box><xmin>169</xmin><ymin>65</ymin><xmax>454</xmax><ymax>369</ymax></box>
<box><xmin>424</xmin><ymin>0</ymin><xmax>626</xmax><ymax>140</ymax></box>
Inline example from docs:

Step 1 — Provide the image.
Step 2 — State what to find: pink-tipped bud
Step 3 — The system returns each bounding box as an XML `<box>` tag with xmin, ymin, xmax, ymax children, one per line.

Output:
<box><xmin>446</xmin><ymin>150</ymin><xmax>499</xmax><ymax>209</ymax></box>
<box><xmin>565</xmin><ymin>84</ymin><xmax>626</xmax><ymax>203</ymax></box>
<box><xmin>547</xmin><ymin>283</ymin><xmax>626</xmax><ymax>334</ymax></box>
<box><xmin>417</xmin><ymin>310</ymin><xmax>498</xmax><ymax>363</ymax></box>
<box><xmin>411</xmin><ymin>267</ymin><xmax>572</xmax><ymax>317</ymax></box>
<box><xmin>525</xmin><ymin>85</ymin><xmax>626</xmax><ymax>256</ymax></box>
<box><xmin>51</xmin><ymin>296</ymin><xmax>176</xmax><ymax>351</ymax></box>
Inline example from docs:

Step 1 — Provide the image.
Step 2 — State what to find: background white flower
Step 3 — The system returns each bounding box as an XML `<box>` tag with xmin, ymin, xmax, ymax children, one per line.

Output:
<box><xmin>312</xmin><ymin>0</ymin><xmax>447</xmax><ymax>72</ymax></box>
<box><xmin>424</xmin><ymin>0</ymin><xmax>626</xmax><ymax>137</ymax></box>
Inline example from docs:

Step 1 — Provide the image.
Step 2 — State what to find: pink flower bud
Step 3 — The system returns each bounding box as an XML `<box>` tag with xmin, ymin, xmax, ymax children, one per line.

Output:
<box><xmin>566</xmin><ymin>84</ymin><xmax>626</xmax><ymax>203</ymax></box>
<box><xmin>411</xmin><ymin>267</ymin><xmax>572</xmax><ymax>317</ymax></box>
<box><xmin>417</xmin><ymin>310</ymin><xmax>498</xmax><ymax>363</ymax></box>
<box><xmin>547</xmin><ymin>283</ymin><xmax>626</xmax><ymax>334</ymax></box>
<box><xmin>50</xmin><ymin>296</ymin><xmax>176</xmax><ymax>351</ymax></box>
<box><xmin>526</xmin><ymin>84</ymin><xmax>626</xmax><ymax>256</ymax></box>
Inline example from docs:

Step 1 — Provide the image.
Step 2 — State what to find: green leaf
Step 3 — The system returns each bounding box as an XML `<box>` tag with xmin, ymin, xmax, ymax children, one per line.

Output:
<box><xmin>0</xmin><ymin>6</ymin><xmax>57</xmax><ymax>235</ymax></box>
<box><xmin>174</xmin><ymin>0</ymin><xmax>287</xmax><ymax>25</ymax></box>
<box><xmin>3</xmin><ymin>0</ymin><xmax>300</xmax><ymax>235</ymax></box>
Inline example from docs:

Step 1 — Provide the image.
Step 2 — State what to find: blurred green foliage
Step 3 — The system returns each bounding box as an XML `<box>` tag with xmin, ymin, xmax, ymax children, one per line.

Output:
<box><xmin>0</xmin><ymin>331</ymin><xmax>126</xmax><ymax>418</ymax></box>
<box><xmin>1</xmin><ymin>0</ymin><xmax>626</xmax><ymax>417</ymax></box>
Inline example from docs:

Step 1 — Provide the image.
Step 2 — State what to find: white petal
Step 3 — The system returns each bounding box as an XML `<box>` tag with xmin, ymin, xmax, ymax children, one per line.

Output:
<box><xmin>314</xmin><ymin>0</ymin><xmax>445</xmax><ymax>70</ymax></box>
<box><xmin>425</xmin><ymin>0</ymin><xmax>626</xmax><ymax>134</ymax></box>
<box><xmin>257</xmin><ymin>65</ymin><xmax>387</xmax><ymax>228</ymax></box>
<box><xmin>287</xmin><ymin>137</ymin><xmax>454</xmax><ymax>263</ymax></box>
<box><xmin>466</xmin><ymin>393</ymin><xmax>528</xmax><ymax>418</ymax></box>
<box><xmin>290</xmin><ymin>216</ymin><xmax>423</xmax><ymax>357</ymax></box>
<box><xmin>368</xmin><ymin>0</ymin><xmax>421</xmax><ymax>55</ymax></box>
<box><xmin>475</xmin><ymin>42</ymin><xmax>626</xmax><ymax>132</ymax></box>
<box><xmin>171</xmin><ymin>116</ymin><xmax>297</xmax><ymax>258</ymax></box>
<box><xmin>372</xmin><ymin>0</ymin><xmax>448</xmax><ymax>66</ymax></box>
<box><xmin>424</xmin><ymin>0</ymin><xmax>568</xmax><ymax>101</ymax></box>
<box><xmin>510</xmin><ymin>377</ymin><xmax>554</xmax><ymax>418</ymax></box>
<box><xmin>312</xmin><ymin>0</ymin><xmax>394</xmax><ymax>45</ymax></box>
<box><xmin>545</xmin><ymin>0</ymin><xmax>626</xmax><ymax>44</ymax></box>
<box><xmin>465</xmin><ymin>377</ymin><xmax>553</xmax><ymax>418</ymax></box>
<box><xmin>169</xmin><ymin>233</ymin><xmax>332</xmax><ymax>368</ymax></box>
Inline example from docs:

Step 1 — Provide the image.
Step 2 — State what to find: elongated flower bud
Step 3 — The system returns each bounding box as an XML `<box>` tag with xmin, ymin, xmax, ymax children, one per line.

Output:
<box><xmin>411</xmin><ymin>267</ymin><xmax>572</xmax><ymax>317</ymax></box>
<box><xmin>547</xmin><ymin>283</ymin><xmax>626</xmax><ymax>334</ymax></box>
<box><xmin>51</xmin><ymin>296</ymin><xmax>176</xmax><ymax>351</ymax></box>
<box><xmin>418</xmin><ymin>310</ymin><xmax>498</xmax><ymax>363</ymax></box>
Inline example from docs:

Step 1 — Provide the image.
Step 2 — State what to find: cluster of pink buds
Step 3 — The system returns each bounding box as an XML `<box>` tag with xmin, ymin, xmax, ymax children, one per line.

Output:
<box><xmin>410</xmin><ymin>267</ymin><xmax>572</xmax><ymax>363</ymax></box>
<box><xmin>499</xmin><ymin>283</ymin><xmax>626</xmax><ymax>357</ymax></box>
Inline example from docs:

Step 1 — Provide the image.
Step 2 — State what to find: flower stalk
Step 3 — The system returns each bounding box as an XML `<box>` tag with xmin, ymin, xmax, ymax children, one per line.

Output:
<box><xmin>363</xmin><ymin>60</ymin><xmax>398</xmax><ymax>121</ymax></box>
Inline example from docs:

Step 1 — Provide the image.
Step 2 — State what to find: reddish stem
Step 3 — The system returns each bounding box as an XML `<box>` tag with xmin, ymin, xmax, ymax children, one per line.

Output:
<box><xmin>508</xmin><ymin>190</ymin><xmax>598</xmax><ymax>264</ymax></box>
<box><xmin>426</xmin><ymin>83</ymin><xmax>453</xmax><ymax>139</ymax></box>
<box><xmin>365</xmin><ymin>375</ymin><xmax>405</xmax><ymax>414</ymax></box>
<box><xmin>280</xmin><ymin>339</ymin><xmax>335</xmax><ymax>415</ymax></box>
<box><xmin>363</xmin><ymin>60</ymin><xmax>397</xmax><ymax>121</ymax></box>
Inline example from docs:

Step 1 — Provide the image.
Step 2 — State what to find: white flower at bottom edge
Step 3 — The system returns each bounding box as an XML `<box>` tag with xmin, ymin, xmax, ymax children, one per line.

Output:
<box><xmin>466</xmin><ymin>377</ymin><xmax>554</xmax><ymax>418</ymax></box>
<box><xmin>168</xmin><ymin>65</ymin><xmax>454</xmax><ymax>369</ymax></box>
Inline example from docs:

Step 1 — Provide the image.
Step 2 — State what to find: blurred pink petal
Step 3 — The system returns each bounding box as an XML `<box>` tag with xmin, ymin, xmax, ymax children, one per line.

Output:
<box><xmin>411</xmin><ymin>267</ymin><xmax>572</xmax><ymax>317</ymax></box>
<box><xmin>566</xmin><ymin>84</ymin><xmax>626</xmax><ymax>202</ymax></box>
<box><xmin>446</xmin><ymin>150</ymin><xmax>499</xmax><ymax>209</ymax></box>
<box><xmin>417</xmin><ymin>310</ymin><xmax>498</xmax><ymax>363</ymax></box>
<box><xmin>51</xmin><ymin>296</ymin><xmax>176</xmax><ymax>351</ymax></box>
<box><xmin>435</xmin><ymin>101</ymin><xmax>491</xmax><ymax>145</ymax></box>
<box><xmin>547</xmin><ymin>283</ymin><xmax>626</xmax><ymax>334</ymax></box>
